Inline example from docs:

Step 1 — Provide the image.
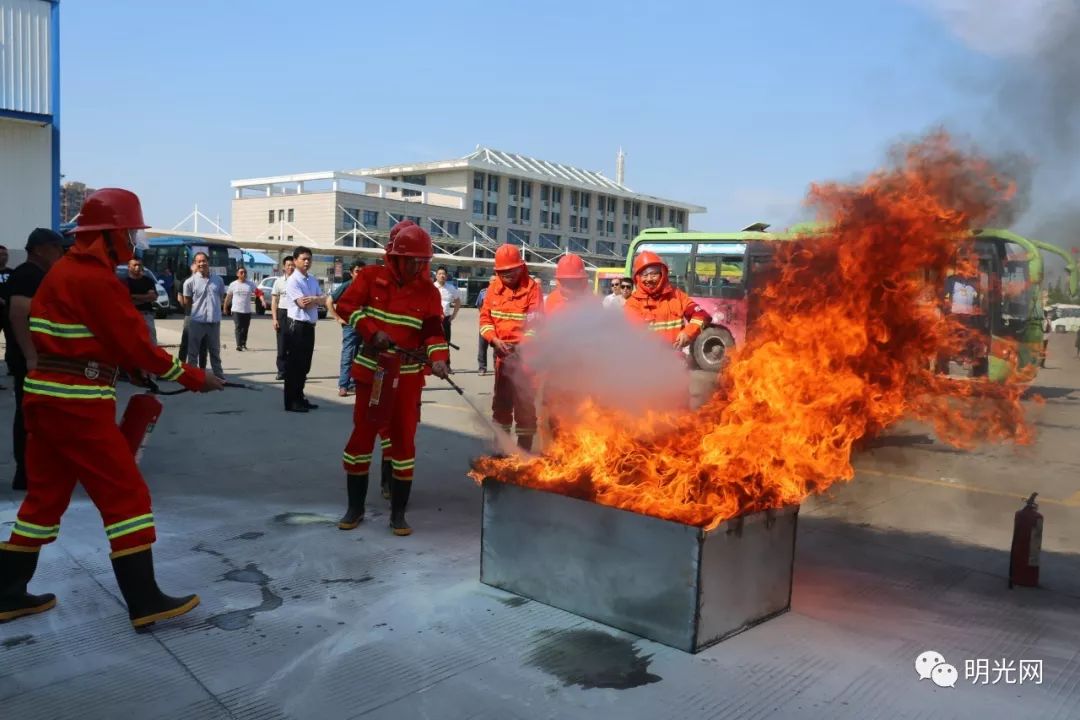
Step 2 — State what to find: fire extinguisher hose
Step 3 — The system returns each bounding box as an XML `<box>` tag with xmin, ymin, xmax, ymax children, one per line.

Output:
<box><xmin>143</xmin><ymin>377</ymin><xmax>261</xmax><ymax>396</ymax></box>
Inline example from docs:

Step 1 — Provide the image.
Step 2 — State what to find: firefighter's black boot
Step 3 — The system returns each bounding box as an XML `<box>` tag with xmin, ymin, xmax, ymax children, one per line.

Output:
<box><xmin>517</xmin><ymin>434</ymin><xmax>534</xmax><ymax>452</ymax></box>
<box><xmin>338</xmin><ymin>473</ymin><xmax>368</xmax><ymax>530</ymax></box>
<box><xmin>0</xmin><ymin>544</ymin><xmax>56</xmax><ymax>623</ymax></box>
<box><xmin>110</xmin><ymin>545</ymin><xmax>199</xmax><ymax>630</ymax></box>
<box><xmin>390</xmin><ymin>479</ymin><xmax>412</xmax><ymax>536</ymax></box>
<box><xmin>380</xmin><ymin>459</ymin><xmax>392</xmax><ymax>500</ymax></box>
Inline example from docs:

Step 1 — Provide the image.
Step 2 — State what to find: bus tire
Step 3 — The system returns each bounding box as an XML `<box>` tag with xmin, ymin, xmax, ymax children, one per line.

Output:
<box><xmin>692</xmin><ymin>327</ymin><xmax>733</xmax><ymax>373</ymax></box>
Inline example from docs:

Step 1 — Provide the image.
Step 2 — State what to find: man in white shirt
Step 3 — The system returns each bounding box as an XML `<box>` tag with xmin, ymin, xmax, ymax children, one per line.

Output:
<box><xmin>435</xmin><ymin>265</ymin><xmax>461</xmax><ymax>368</ymax></box>
<box><xmin>224</xmin><ymin>267</ymin><xmax>256</xmax><ymax>351</ymax></box>
<box><xmin>270</xmin><ymin>256</ymin><xmax>294</xmax><ymax>380</ymax></box>
<box><xmin>603</xmin><ymin>276</ymin><xmax>631</xmax><ymax>309</ymax></box>
<box><xmin>283</xmin><ymin>247</ymin><xmax>325</xmax><ymax>412</ymax></box>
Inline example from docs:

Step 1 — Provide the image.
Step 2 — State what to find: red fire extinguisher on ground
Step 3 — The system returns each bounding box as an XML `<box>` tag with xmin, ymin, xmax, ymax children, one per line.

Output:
<box><xmin>1009</xmin><ymin>492</ymin><xmax>1042</xmax><ymax>588</ymax></box>
<box><xmin>366</xmin><ymin>352</ymin><xmax>402</xmax><ymax>428</ymax></box>
<box><xmin>119</xmin><ymin>392</ymin><xmax>164</xmax><ymax>464</ymax></box>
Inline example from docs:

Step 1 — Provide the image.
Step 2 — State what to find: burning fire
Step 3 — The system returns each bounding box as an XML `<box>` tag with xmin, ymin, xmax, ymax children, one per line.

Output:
<box><xmin>471</xmin><ymin>133</ymin><xmax>1032</xmax><ymax>528</ymax></box>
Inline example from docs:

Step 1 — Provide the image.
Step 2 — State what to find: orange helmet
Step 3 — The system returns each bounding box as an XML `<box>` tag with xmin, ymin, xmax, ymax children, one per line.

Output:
<box><xmin>494</xmin><ymin>244</ymin><xmax>525</xmax><ymax>271</ymax></box>
<box><xmin>71</xmin><ymin>188</ymin><xmax>149</xmax><ymax>234</ymax></box>
<box><xmin>555</xmin><ymin>253</ymin><xmax>588</xmax><ymax>280</ymax></box>
<box><xmin>389</xmin><ymin>225</ymin><xmax>433</xmax><ymax>258</ymax></box>
<box><xmin>632</xmin><ymin>250</ymin><xmax>668</xmax><ymax>294</ymax></box>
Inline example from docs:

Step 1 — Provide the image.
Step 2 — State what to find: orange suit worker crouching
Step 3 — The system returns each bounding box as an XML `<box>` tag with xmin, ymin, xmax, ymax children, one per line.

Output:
<box><xmin>0</xmin><ymin>188</ymin><xmax>224</xmax><ymax>629</ymax></box>
<box><xmin>335</xmin><ymin>225</ymin><xmax>449</xmax><ymax>536</ymax></box>
<box><xmin>479</xmin><ymin>244</ymin><xmax>544</xmax><ymax>451</ymax></box>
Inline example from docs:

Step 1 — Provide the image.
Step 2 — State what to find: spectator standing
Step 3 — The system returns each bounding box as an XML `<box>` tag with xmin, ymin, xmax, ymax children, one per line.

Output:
<box><xmin>329</xmin><ymin>261</ymin><xmax>364</xmax><ymax>396</ymax></box>
<box><xmin>435</xmin><ymin>266</ymin><xmax>461</xmax><ymax>368</ymax></box>
<box><xmin>224</xmin><ymin>267</ymin><xmax>256</xmax><ymax>351</ymax></box>
<box><xmin>0</xmin><ymin>244</ymin><xmax>12</xmax><ymax>385</ymax></box>
<box><xmin>5</xmin><ymin>229</ymin><xmax>67</xmax><ymax>490</ymax></box>
<box><xmin>181</xmin><ymin>252</ymin><xmax>225</xmax><ymax>378</ymax></box>
<box><xmin>177</xmin><ymin>260</ymin><xmax>208</xmax><ymax>370</ymax></box>
<box><xmin>476</xmin><ymin>285</ymin><xmax>489</xmax><ymax>375</ymax></box>
<box><xmin>283</xmin><ymin>247</ymin><xmax>324</xmax><ymax>412</ymax></box>
<box><xmin>126</xmin><ymin>258</ymin><xmax>159</xmax><ymax>345</ymax></box>
<box><xmin>603</xmin><ymin>277</ymin><xmax>631</xmax><ymax>309</ymax></box>
<box><xmin>271</xmin><ymin>256</ymin><xmax>295</xmax><ymax>381</ymax></box>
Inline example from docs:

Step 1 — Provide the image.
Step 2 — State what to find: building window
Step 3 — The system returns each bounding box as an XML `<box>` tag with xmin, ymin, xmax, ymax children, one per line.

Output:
<box><xmin>343</xmin><ymin>209</ymin><xmax>358</xmax><ymax>229</ymax></box>
<box><xmin>362</xmin><ymin>210</ymin><xmax>378</xmax><ymax>227</ymax></box>
<box><xmin>606</xmin><ymin>220</ymin><xmax>614</xmax><ymax>234</ymax></box>
<box><xmin>473</xmin><ymin>199</ymin><xmax>484</xmax><ymax>216</ymax></box>
<box><xmin>485</xmin><ymin>226</ymin><xmax>498</xmax><ymax>241</ymax></box>
<box><xmin>387</xmin><ymin>212</ymin><xmax>401</xmax><ymax>227</ymax></box>
<box><xmin>622</xmin><ymin>200</ymin><xmax>631</xmax><ymax>221</ymax></box>
<box><xmin>522</xmin><ymin>182</ymin><xmax>532</xmax><ymax>199</ymax></box>
<box><xmin>268</xmin><ymin>235</ymin><xmax>274</xmax><ymax>241</ymax></box>
<box><xmin>540</xmin><ymin>210</ymin><xmax>549</xmax><ymax>226</ymax></box>
<box><xmin>508</xmin><ymin>229</ymin><xmax>531</xmax><ymax>246</ymax></box>
<box><xmin>287</xmin><ymin>235</ymin><xmax>293</xmax><ymax>242</ymax></box>
<box><xmin>552</xmin><ymin>187</ymin><xmax>562</xmax><ymax>204</ymax></box>
<box><xmin>538</xmin><ymin>233</ymin><xmax>560</xmax><ymax>249</ymax></box>
<box><xmin>551</xmin><ymin>211</ymin><xmax>560</xmax><ymax>228</ymax></box>
<box><xmin>487</xmin><ymin>174</ymin><xmax>500</xmax><ymax>192</ymax></box>
<box><xmin>508</xmin><ymin>205</ymin><xmax>518</xmax><ymax>223</ymax></box>
<box><xmin>446</xmin><ymin>221</ymin><xmax>460</xmax><ymax>237</ymax></box>
<box><xmin>278</xmin><ymin>209</ymin><xmax>284</xmax><ymax>221</ymax></box>
<box><xmin>407</xmin><ymin>215</ymin><xmax>421</xmax><ymax>225</ymax></box>
<box><xmin>570</xmin><ymin>217</ymin><xmax>578</xmax><ymax>232</ymax></box>
<box><xmin>621</xmin><ymin>224</ymin><xmax>629</xmax><ymax>240</ymax></box>
<box><xmin>268</xmin><ymin>210</ymin><xmax>274</xmax><ymax>224</ymax></box>
<box><xmin>569</xmin><ymin>237</ymin><xmax>589</xmax><ymax>253</ymax></box>
<box><xmin>596</xmin><ymin>217</ymin><xmax>604</xmax><ymax>232</ymax></box>
<box><xmin>541</xmin><ymin>185</ymin><xmax>550</xmax><ymax>202</ymax></box>
<box><xmin>402</xmin><ymin>174</ymin><xmax>426</xmax><ymax>198</ymax></box>
<box><xmin>430</xmin><ymin>219</ymin><xmax>459</xmax><ymax>238</ymax></box>
<box><xmin>598</xmin><ymin>240</ymin><xmax>616</xmax><ymax>256</ymax></box>
<box><xmin>473</xmin><ymin>172</ymin><xmax>484</xmax><ymax>190</ymax></box>
<box><xmin>509</xmin><ymin>178</ymin><xmax>519</xmax><ymax>197</ymax></box>
<box><xmin>632</xmin><ymin>224</ymin><xmax>640</xmax><ymax>238</ymax></box>
<box><xmin>669</xmin><ymin>208</ymin><xmax>676</xmax><ymax>224</ymax></box>
<box><xmin>622</xmin><ymin>244</ymin><xmax>631</xmax><ymax>257</ymax></box>
<box><xmin>287</xmin><ymin>208</ymin><xmax>294</xmax><ymax>222</ymax></box>
<box><xmin>487</xmin><ymin>202</ymin><xmax>498</xmax><ymax>219</ymax></box>
<box><xmin>520</xmin><ymin>207</ymin><xmax>531</xmax><ymax>223</ymax></box>
<box><xmin>580</xmin><ymin>192</ymin><xmax>591</xmax><ymax>213</ymax></box>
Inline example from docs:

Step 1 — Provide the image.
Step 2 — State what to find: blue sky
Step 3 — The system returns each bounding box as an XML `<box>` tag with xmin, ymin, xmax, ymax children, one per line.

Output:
<box><xmin>60</xmin><ymin>0</ymin><xmax>1008</xmax><ymax>234</ymax></box>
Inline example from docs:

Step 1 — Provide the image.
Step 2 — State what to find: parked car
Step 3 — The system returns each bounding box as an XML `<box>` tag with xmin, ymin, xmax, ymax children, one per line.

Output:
<box><xmin>254</xmin><ymin>275</ymin><xmax>327</xmax><ymax>318</ymax></box>
<box><xmin>115</xmin><ymin>265</ymin><xmax>171</xmax><ymax>319</ymax></box>
<box><xmin>1049</xmin><ymin>304</ymin><xmax>1080</xmax><ymax>333</ymax></box>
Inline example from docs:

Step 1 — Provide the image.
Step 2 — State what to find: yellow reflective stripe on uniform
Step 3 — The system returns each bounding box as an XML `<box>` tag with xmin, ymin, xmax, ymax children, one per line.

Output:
<box><xmin>390</xmin><ymin>458</ymin><xmax>415</xmax><ymax>469</ymax></box>
<box><xmin>689</xmin><ymin>318</ymin><xmax>705</xmax><ymax>327</ymax></box>
<box><xmin>161</xmin><ymin>358</ymin><xmax>183</xmax><ymax>381</ymax></box>
<box><xmin>12</xmin><ymin>519</ymin><xmax>60</xmax><ymax>539</ymax></box>
<box><xmin>104</xmin><ymin>513</ymin><xmax>155</xmax><ymax>539</ymax></box>
<box><xmin>524</xmin><ymin>330</ymin><xmax>536</xmax><ymax>337</ymax></box>
<box><xmin>400</xmin><ymin>364</ymin><xmax>423</xmax><ymax>374</ymax></box>
<box><xmin>479</xmin><ymin>324</ymin><xmax>495</xmax><ymax>334</ymax></box>
<box><xmin>28</xmin><ymin>317</ymin><xmax>94</xmax><ymax>338</ymax></box>
<box><xmin>490</xmin><ymin>310</ymin><xmax>526</xmax><ymax>320</ymax></box>
<box><xmin>648</xmin><ymin>320</ymin><xmax>683</xmax><ymax>331</ymax></box>
<box><xmin>23</xmin><ymin>378</ymin><xmax>116</xmax><ymax>400</ymax></box>
<box><xmin>426</xmin><ymin>343</ymin><xmax>449</xmax><ymax>356</ymax></box>
<box><xmin>365</xmin><ymin>307</ymin><xmax>423</xmax><ymax>329</ymax></box>
<box><xmin>380</xmin><ymin>438</ymin><xmax>392</xmax><ymax>449</ymax></box>
<box><xmin>343</xmin><ymin>451</ymin><xmax>373</xmax><ymax>464</ymax></box>
<box><xmin>352</xmin><ymin>354</ymin><xmax>378</xmax><ymax>370</ymax></box>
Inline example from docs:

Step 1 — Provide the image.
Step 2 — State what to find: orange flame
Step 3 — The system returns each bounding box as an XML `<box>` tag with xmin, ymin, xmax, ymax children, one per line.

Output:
<box><xmin>471</xmin><ymin>132</ymin><xmax>1032</xmax><ymax>528</ymax></box>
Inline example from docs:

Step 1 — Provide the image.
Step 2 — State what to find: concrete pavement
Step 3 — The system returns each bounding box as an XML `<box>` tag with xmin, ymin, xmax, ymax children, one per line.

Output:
<box><xmin>1</xmin><ymin>309</ymin><xmax>1078</xmax><ymax>719</ymax></box>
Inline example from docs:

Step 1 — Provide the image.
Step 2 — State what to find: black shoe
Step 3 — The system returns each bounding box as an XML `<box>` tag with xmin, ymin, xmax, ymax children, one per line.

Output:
<box><xmin>275</xmin><ymin>373</ymin><xmax>285</xmax><ymax>381</ymax></box>
<box><xmin>11</xmin><ymin>469</ymin><xmax>26</xmax><ymax>491</ymax></box>
<box><xmin>285</xmin><ymin>404</ymin><xmax>309</xmax><ymax>413</ymax></box>
<box><xmin>0</xmin><ymin>544</ymin><xmax>56</xmax><ymax>623</ymax></box>
<box><xmin>303</xmin><ymin>400</ymin><xmax>319</xmax><ymax>410</ymax></box>
<box><xmin>337</xmin><ymin>474</ymin><xmax>368</xmax><ymax>530</ymax></box>
<box><xmin>380</xmin><ymin>459</ymin><xmax>392</xmax><ymax>500</ymax></box>
<box><xmin>110</xmin><ymin>545</ymin><xmax>199</xmax><ymax>629</ymax></box>
<box><xmin>390</xmin><ymin>479</ymin><xmax>413</xmax><ymax>536</ymax></box>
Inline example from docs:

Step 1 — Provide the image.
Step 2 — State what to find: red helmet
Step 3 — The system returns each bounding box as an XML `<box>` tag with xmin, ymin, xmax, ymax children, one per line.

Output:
<box><xmin>555</xmin><ymin>253</ymin><xmax>588</xmax><ymax>280</ymax></box>
<box><xmin>71</xmin><ymin>188</ymin><xmax>149</xmax><ymax>234</ymax></box>
<box><xmin>632</xmin><ymin>250</ymin><xmax>668</xmax><ymax>294</ymax></box>
<box><xmin>389</xmin><ymin>225</ymin><xmax>433</xmax><ymax>258</ymax></box>
<box><xmin>387</xmin><ymin>219</ymin><xmax>417</xmax><ymax>253</ymax></box>
<box><xmin>494</xmin><ymin>244</ymin><xmax>525</xmax><ymax>271</ymax></box>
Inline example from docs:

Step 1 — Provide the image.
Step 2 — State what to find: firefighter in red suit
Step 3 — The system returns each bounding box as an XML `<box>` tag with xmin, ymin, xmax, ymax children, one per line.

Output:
<box><xmin>335</xmin><ymin>225</ymin><xmax>449</xmax><ymax>536</ymax></box>
<box><xmin>0</xmin><ymin>189</ymin><xmax>224</xmax><ymax>628</ymax></box>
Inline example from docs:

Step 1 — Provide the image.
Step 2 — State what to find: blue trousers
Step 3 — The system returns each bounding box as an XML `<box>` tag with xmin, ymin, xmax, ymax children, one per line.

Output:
<box><xmin>339</xmin><ymin>324</ymin><xmax>360</xmax><ymax>389</ymax></box>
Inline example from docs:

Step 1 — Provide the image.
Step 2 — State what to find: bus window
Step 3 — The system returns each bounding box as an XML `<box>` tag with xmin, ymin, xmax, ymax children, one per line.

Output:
<box><xmin>208</xmin><ymin>246</ymin><xmax>239</xmax><ymax>282</ymax></box>
<box><xmin>997</xmin><ymin>242</ymin><xmax>1033</xmax><ymax>332</ymax></box>
<box><xmin>692</xmin><ymin>242</ymin><xmax>746</xmax><ymax>299</ymax></box>
<box><xmin>635</xmin><ymin>243</ymin><xmax>692</xmax><ymax>292</ymax></box>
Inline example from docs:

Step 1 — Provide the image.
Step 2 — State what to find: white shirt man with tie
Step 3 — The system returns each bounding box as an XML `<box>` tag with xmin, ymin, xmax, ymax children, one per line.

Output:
<box><xmin>283</xmin><ymin>247</ymin><xmax>325</xmax><ymax>412</ymax></box>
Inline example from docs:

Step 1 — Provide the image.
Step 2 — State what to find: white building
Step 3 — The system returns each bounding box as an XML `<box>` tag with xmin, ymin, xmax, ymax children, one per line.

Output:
<box><xmin>0</xmin><ymin>0</ymin><xmax>59</xmax><ymax>264</ymax></box>
<box><xmin>231</xmin><ymin>146</ymin><xmax>705</xmax><ymax>269</ymax></box>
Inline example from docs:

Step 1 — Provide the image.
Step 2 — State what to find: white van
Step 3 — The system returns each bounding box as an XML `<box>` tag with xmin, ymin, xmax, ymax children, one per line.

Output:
<box><xmin>1048</xmin><ymin>304</ymin><xmax>1080</xmax><ymax>333</ymax></box>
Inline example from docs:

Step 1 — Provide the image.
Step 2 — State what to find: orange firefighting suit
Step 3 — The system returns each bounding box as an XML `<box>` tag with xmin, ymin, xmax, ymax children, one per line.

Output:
<box><xmin>479</xmin><ymin>273</ymin><xmax>543</xmax><ymax>440</ymax></box>
<box><xmin>624</xmin><ymin>262</ymin><xmax>709</xmax><ymax>347</ymax></box>
<box><xmin>336</xmin><ymin>264</ymin><xmax>449</xmax><ymax>483</ymax></box>
<box><xmin>7</xmin><ymin>241</ymin><xmax>206</xmax><ymax>554</ymax></box>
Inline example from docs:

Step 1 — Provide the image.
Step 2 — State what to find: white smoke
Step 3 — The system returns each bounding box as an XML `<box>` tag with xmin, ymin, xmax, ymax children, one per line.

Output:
<box><xmin>520</xmin><ymin>301</ymin><xmax>690</xmax><ymax>419</ymax></box>
<box><xmin>909</xmin><ymin>0</ymin><xmax>1069</xmax><ymax>57</ymax></box>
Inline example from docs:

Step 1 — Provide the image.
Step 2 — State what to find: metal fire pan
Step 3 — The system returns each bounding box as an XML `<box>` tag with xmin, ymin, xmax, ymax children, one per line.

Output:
<box><xmin>480</xmin><ymin>478</ymin><xmax>797</xmax><ymax>653</ymax></box>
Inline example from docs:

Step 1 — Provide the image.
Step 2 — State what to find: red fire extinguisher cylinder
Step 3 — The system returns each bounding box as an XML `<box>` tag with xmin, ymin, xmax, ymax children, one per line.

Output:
<box><xmin>119</xmin><ymin>392</ymin><xmax>164</xmax><ymax>464</ymax></box>
<box><xmin>1008</xmin><ymin>492</ymin><xmax>1042</xmax><ymax>588</ymax></box>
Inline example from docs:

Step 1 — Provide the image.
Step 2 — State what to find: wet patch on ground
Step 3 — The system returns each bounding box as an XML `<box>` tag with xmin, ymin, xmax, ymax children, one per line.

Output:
<box><xmin>207</xmin><ymin>562</ymin><xmax>283</xmax><ymax>631</ymax></box>
<box><xmin>230</xmin><ymin>531</ymin><xmax>265</xmax><ymax>541</ymax></box>
<box><xmin>2</xmin><ymin>634</ymin><xmax>35</xmax><ymax>649</ymax></box>
<box><xmin>526</xmin><ymin>629</ymin><xmax>662</xmax><ymax>690</ymax></box>
<box><xmin>321</xmin><ymin>576</ymin><xmax>373</xmax><ymax>585</ymax></box>
<box><xmin>499</xmin><ymin>596</ymin><xmax>529</xmax><ymax>608</ymax></box>
<box><xmin>273</xmin><ymin>512</ymin><xmax>337</xmax><ymax>526</ymax></box>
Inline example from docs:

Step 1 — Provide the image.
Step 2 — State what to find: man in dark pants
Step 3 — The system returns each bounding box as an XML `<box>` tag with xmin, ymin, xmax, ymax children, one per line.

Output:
<box><xmin>271</xmin><ymin>256</ymin><xmax>295</xmax><ymax>381</ymax></box>
<box><xmin>5</xmin><ymin>229</ymin><xmax>68</xmax><ymax>490</ymax></box>
<box><xmin>177</xmin><ymin>260</ymin><xmax>208</xmax><ymax>369</ymax></box>
<box><xmin>475</xmin><ymin>286</ymin><xmax>490</xmax><ymax>375</ymax></box>
<box><xmin>283</xmin><ymin>248</ymin><xmax>322</xmax><ymax>412</ymax></box>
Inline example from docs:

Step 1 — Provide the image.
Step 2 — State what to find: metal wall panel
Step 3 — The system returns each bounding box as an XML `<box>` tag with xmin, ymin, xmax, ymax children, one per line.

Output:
<box><xmin>0</xmin><ymin>117</ymin><xmax>52</xmax><ymax>256</ymax></box>
<box><xmin>0</xmin><ymin>0</ymin><xmax>53</xmax><ymax>115</ymax></box>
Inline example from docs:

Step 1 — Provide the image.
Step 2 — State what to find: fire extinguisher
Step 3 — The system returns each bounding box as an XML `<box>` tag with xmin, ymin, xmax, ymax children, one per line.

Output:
<box><xmin>1008</xmin><ymin>492</ymin><xmax>1042</xmax><ymax>588</ymax></box>
<box><xmin>366</xmin><ymin>352</ymin><xmax>402</xmax><ymax>427</ymax></box>
<box><xmin>119</xmin><ymin>391</ymin><xmax>163</xmax><ymax>464</ymax></box>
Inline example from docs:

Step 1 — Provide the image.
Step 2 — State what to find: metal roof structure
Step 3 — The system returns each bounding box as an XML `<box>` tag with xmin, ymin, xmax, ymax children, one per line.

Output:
<box><xmin>463</xmin><ymin>146</ymin><xmax>629</xmax><ymax>192</ymax></box>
